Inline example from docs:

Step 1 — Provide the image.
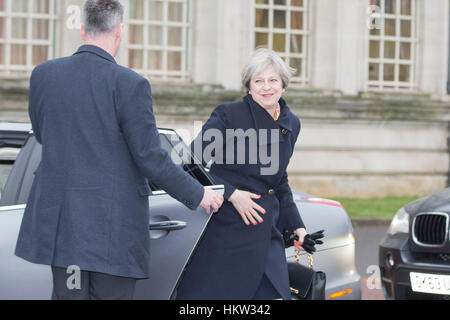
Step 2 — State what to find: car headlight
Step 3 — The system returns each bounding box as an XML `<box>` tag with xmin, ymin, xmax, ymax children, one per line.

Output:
<box><xmin>387</xmin><ymin>207</ymin><xmax>410</xmax><ymax>236</ymax></box>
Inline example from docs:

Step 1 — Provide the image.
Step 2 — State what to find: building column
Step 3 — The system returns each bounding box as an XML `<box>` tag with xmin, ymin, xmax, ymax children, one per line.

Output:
<box><xmin>310</xmin><ymin>0</ymin><xmax>367</xmax><ymax>95</ymax></box>
<box><xmin>309</xmin><ymin>0</ymin><xmax>338</xmax><ymax>91</ymax></box>
<box><xmin>334</xmin><ymin>0</ymin><xmax>368</xmax><ymax>95</ymax></box>
<box><xmin>215</xmin><ymin>0</ymin><xmax>254</xmax><ymax>91</ymax></box>
<box><xmin>59</xmin><ymin>0</ymin><xmax>84</xmax><ymax>58</ymax></box>
<box><xmin>191</xmin><ymin>0</ymin><xmax>220</xmax><ymax>85</ymax></box>
<box><xmin>417</xmin><ymin>0</ymin><xmax>449</xmax><ymax>96</ymax></box>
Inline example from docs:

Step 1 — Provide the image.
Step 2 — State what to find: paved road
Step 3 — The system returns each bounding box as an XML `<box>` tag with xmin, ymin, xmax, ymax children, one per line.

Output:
<box><xmin>353</xmin><ymin>224</ymin><xmax>390</xmax><ymax>300</ymax></box>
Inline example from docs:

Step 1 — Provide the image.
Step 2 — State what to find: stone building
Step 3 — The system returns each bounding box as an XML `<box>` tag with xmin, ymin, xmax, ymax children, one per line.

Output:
<box><xmin>0</xmin><ymin>0</ymin><xmax>449</xmax><ymax>198</ymax></box>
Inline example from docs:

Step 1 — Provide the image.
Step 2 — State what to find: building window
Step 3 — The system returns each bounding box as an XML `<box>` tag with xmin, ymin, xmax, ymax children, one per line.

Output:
<box><xmin>128</xmin><ymin>0</ymin><xmax>190</xmax><ymax>81</ymax></box>
<box><xmin>0</xmin><ymin>0</ymin><xmax>56</xmax><ymax>76</ymax></box>
<box><xmin>254</xmin><ymin>0</ymin><xmax>309</xmax><ymax>85</ymax></box>
<box><xmin>368</xmin><ymin>0</ymin><xmax>416</xmax><ymax>90</ymax></box>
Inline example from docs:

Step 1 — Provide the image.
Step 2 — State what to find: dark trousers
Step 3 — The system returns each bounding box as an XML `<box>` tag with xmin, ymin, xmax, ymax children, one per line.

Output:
<box><xmin>51</xmin><ymin>266</ymin><xmax>137</xmax><ymax>300</ymax></box>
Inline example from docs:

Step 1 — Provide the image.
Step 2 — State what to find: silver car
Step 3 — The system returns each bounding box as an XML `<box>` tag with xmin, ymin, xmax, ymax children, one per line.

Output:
<box><xmin>0</xmin><ymin>123</ymin><xmax>361</xmax><ymax>300</ymax></box>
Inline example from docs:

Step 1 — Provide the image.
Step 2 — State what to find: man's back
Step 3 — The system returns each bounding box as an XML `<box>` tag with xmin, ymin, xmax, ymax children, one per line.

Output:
<box><xmin>15</xmin><ymin>45</ymin><xmax>205</xmax><ymax>279</ymax></box>
<box><xmin>30</xmin><ymin>45</ymin><xmax>146</xmax><ymax>194</ymax></box>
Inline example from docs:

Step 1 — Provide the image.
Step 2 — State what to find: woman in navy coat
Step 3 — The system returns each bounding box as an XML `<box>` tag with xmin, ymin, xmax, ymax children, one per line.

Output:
<box><xmin>176</xmin><ymin>48</ymin><xmax>308</xmax><ymax>300</ymax></box>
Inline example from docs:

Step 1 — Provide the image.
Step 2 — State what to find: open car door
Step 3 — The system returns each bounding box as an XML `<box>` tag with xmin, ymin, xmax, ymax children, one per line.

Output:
<box><xmin>134</xmin><ymin>129</ymin><xmax>223</xmax><ymax>299</ymax></box>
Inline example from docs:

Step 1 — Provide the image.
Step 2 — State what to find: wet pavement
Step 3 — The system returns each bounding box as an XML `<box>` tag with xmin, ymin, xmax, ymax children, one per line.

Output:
<box><xmin>353</xmin><ymin>224</ymin><xmax>390</xmax><ymax>300</ymax></box>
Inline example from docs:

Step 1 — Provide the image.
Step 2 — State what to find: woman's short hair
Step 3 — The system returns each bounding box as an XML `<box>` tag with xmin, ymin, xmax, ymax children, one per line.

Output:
<box><xmin>83</xmin><ymin>0</ymin><xmax>124</xmax><ymax>37</ymax></box>
<box><xmin>241</xmin><ymin>47</ymin><xmax>296</xmax><ymax>92</ymax></box>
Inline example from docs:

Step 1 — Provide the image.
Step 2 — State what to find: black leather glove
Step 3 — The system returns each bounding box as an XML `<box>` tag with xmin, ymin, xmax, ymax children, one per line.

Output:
<box><xmin>301</xmin><ymin>230</ymin><xmax>325</xmax><ymax>254</ymax></box>
<box><xmin>282</xmin><ymin>229</ymin><xmax>325</xmax><ymax>251</ymax></box>
<box><xmin>309</xmin><ymin>229</ymin><xmax>325</xmax><ymax>244</ymax></box>
<box><xmin>283</xmin><ymin>230</ymin><xmax>298</xmax><ymax>248</ymax></box>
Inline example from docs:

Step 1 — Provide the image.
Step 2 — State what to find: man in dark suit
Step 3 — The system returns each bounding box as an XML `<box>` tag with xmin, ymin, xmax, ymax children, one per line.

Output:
<box><xmin>14</xmin><ymin>0</ymin><xmax>223</xmax><ymax>300</ymax></box>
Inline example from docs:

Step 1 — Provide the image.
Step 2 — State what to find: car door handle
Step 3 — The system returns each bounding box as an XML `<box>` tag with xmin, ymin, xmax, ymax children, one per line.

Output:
<box><xmin>149</xmin><ymin>220</ymin><xmax>187</xmax><ymax>231</ymax></box>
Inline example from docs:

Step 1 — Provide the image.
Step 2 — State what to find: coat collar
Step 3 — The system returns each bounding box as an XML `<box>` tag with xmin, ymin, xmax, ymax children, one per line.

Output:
<box><xmin>276</xmin><ymin>97</ymin><xmax>294</xmax><ymax>132</ymax></box>
<box><xmin>244</xmin><ymin>94</ymin><xmax>293</xmax><ymax>133</ymax></box>
<box><xmin>73</xmin><ymin>45</ymin><xmax>117</xmax><ymax>64</ymax></box>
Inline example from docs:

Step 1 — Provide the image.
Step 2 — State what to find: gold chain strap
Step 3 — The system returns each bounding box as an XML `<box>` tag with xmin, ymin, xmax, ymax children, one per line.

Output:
<box><xmin>294</xmin><ymin>247</ymin><xmax>314</xmax><ymax>270</ymax></box>
<box><xmin>290</xmin><ymin>248</ymin><xmax>314</xmax><ymax>295</ymax></box>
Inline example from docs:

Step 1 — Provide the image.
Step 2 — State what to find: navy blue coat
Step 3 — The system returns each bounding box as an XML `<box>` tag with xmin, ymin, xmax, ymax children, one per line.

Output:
<box><xmin>15</xmin><ymin>45</ymin><xmax>204</xmax><ymax>279</ymax></box>
<box><xmin>176</xmin><ymin>94</ymin><xmax>306</xmax><ymax>300</ymax></box>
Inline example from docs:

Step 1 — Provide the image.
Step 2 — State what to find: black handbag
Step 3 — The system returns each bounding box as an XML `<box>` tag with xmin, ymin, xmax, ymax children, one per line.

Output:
<box><xmin>288</xmin><ymin>248</ymin><xmax>326</xmax><ymax>300</ymax></box>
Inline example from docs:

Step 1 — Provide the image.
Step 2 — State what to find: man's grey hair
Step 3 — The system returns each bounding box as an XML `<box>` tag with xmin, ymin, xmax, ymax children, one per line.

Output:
<box><xmin>241</xmin><ymin>47</ymin><xmax>296</xmax><ymax>92</ymax></box>
<box><xmin>83</xmin><ymin>0</ymin><xmax>124</xmax><ymax>37</ymax></box>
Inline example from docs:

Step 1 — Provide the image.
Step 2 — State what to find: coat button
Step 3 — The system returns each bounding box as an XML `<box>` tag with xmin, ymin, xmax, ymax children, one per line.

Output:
<box><xmin>281</xmin><ymin>129</ymin><xmax>288</xmax><ymax>135</ymax></box>
<box><xmin>268</xmin><ymin>189</ymin><xmax>275</xmax><ymax>196</ymax></box>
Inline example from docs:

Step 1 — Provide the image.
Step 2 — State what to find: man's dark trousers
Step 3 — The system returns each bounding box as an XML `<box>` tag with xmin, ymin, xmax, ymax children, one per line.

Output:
<box><xmin>51</xmin><ymin>266</ymin><xmax>136</xmax><ymax>300</ymax></box>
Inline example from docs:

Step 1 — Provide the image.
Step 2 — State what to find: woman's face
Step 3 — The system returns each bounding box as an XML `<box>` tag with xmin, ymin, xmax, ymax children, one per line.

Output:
<box><xmin>249</xmin><ymin>66</ymin><xmax>284</xmax><ymax>110</ymax></box>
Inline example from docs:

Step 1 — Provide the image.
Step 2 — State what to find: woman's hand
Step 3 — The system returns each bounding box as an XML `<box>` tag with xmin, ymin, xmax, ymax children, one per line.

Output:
<box><xmin>293</xmin><ymin>228</ymin><xmax>307</xmax><ymax>250</ymax></box>
<box><xmin>228</xmin><ymin>189</ymin><xmax>266</xmax><ymax>226</ymax></box>
<box><xmin>294</xmin><ymin>229</ymin><xmax>325</xmax><ymax>254</ymax></box>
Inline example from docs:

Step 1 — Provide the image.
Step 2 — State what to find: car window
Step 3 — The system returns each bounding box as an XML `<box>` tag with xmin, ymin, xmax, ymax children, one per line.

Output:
<box><xmin>0</xmin><ymin>136</ymin><xmax>41</xmax><ymax>207</ymax></box>
<box><xmin>0</xmin><ymin>127</ymin><xmax>30</xmax><ymax>203</ymax></box>
<box><xmin>0</xmin><ymin>162</ymin><xmax>14</xmax><ymax>201</ymax></box>
<box><xmin>151</xmin><ymin>132</ymin><xmax>215</xmax><ymax>191</ymax></box>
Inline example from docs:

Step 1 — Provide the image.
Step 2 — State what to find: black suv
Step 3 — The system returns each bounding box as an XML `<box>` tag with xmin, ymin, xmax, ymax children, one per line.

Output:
<box><xmin>379</xmin><ymin>188</ymin><xmax>450</xmax><ymax>300</ymax></box>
